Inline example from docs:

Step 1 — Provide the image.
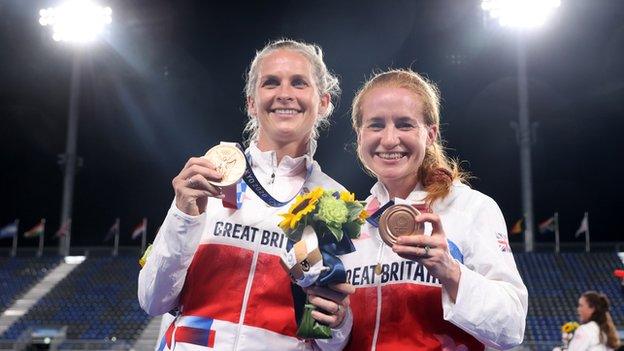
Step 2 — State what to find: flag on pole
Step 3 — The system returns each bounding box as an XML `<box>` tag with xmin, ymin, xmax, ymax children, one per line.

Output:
<box><xmin>510</xmin><ymin>218</ymin><xmax>523</xmax><ymax>235</ymax></box>
<box><xmin>24</xmin><ymin>219</ymin><xmax>45</xmax><ymax>238</ymax></box>
<box><xmin>55</xmin><ymin>219</ymin><xmax>71</xmax><ymax>238</ymax></box>
<box><xmin>575</xmin><ymin>212</ymin><xmax>589</xmax><ymax>237</ymax></box>
<box><xmin>104</xmin><ymin>218</ymin><xmax>120</xmax><ymax>242</ymax></box>
<box><xmin>131</xmin><ymin>218</ymin><xmax>147</xmax><ymax>240</ymax></box>
<box><xmin>538</xmin><ymin>216</ymin><xmax>555</xmax><ymax>234</ymax></box>
<box><xmin>0</xmin><ymin>220</ymin><xmax>18</xmax><ymax>239</ymax></box>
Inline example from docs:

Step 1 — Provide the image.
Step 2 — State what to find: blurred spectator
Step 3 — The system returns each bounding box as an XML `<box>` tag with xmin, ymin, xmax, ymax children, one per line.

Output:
<box><xmin>564</xmin><ymin>291</ymin><xmax>620</xmax><ymax>351</ymax></box>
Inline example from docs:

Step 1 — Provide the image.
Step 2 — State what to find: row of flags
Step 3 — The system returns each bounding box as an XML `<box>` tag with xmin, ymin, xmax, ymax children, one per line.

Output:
<box><xmin>0</xmin><ymin>218</ymin><xmax>148</xmax><ymax>241</ymax></box>
<box><xmin>509</xmin><ymin>212</ymin><xmax>589</xmax><ymax>237</ymax></box>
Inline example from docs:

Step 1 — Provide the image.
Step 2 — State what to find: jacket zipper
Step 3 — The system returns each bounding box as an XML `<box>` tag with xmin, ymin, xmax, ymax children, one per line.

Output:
<box><xmin>370</xmin><ymin>244</ymin><xmax>384</xmax><ymax>351</ymax></box>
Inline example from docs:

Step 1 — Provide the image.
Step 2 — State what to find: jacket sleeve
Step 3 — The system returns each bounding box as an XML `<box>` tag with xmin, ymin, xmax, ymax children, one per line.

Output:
<box><xmin>137</xmin><ymin>200</ymin><xmax>208</xmax><ymax>316</ymax></box>
<box><xmin>313</xmin><ymin>307</ymin><xmax>353</xmax><ymax>351</ymax></box>
<box><xmin>441</xmin><ymin>196</ymin><xmax>528</xmax><ymax>349</ymax></box>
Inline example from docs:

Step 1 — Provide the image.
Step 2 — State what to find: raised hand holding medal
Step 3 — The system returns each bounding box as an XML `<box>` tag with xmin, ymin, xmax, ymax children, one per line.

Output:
<box><xmin>172</xmin><ymin>149</ymin><xmax>226</xmax><ymax>217</ymax></box>
<box><xmin>390</xmin><ymin>210</ymin><xmax>462</xmax><ymax>301</ymax></box>
<box><xmin>378</xmin><ymin>204</ymin><xmax>423</xmax><ymax>247</ymax></box>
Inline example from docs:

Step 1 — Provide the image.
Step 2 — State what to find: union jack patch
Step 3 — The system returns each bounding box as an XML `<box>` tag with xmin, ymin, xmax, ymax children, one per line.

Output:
<box><xmin>496</xmin><ymin>232</ymin><xmax>511</xmax><ymax>253</ymax></box>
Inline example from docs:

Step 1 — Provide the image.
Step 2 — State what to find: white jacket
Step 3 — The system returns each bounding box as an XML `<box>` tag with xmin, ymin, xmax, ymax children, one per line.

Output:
<box><xmin>340</xmin><ymin>181</ymin><xmax>528</xmax><ymax>351</ymax></box>
<box><xmin>567</xmin><ymin>321</ymin><xmax>613</xmax><ymax>351</ymax></box>
<box><xmin>138</xmin><ymin>141</ymin><xmax>352</xmax><ymax>351</ymax></box>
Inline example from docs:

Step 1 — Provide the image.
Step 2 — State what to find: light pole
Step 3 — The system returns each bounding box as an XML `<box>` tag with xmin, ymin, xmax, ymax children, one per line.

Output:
<box><xmin>39</xmin><ymin>0</ymin><xmax>112</xmax><ymax>256</ymax></box>
<box><xmin>481</xmin><ymin>0</ymin><xmax>560</xmax><ymax>252</ymax></box>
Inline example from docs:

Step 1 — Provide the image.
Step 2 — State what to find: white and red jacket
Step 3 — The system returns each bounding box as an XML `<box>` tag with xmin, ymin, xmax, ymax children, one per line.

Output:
<box><xmin>138</xmin><ymin>141</ymin><xmax>352</xmax><ymax>351</ymax></box>
<box><xmin>340</xmin><ymin>182</ymin><xmax>528</xmax><ymax>351</ymax></box>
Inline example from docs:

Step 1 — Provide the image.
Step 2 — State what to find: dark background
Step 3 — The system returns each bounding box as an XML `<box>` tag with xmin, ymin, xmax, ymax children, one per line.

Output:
<box><xmin>1</xmin><ymin>0</ymin><xmax>622</xmax><ymax>248</ymax></box>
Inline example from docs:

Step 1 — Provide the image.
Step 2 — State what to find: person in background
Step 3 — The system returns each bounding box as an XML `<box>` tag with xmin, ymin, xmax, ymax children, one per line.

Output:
<box><xmin>566</xmin><ymin>291</ymin><xmax>620</xmax><ymax>351</ymax></box>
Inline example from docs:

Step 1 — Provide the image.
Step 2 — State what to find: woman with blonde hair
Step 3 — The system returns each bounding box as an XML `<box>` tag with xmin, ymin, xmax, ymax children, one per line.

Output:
<box><xmin>338</xmin><ymin>68</ymin><xmax>528</xmax><ymax>350</ymax></box>
<box><xmin>139</xmin><ymin>39</ymin><xmax>353</xmax><ymax>351</ymax></box>
<box><xmin>567</xmin><ymin>291</ymin><xmax>620</xmax><ymax>350</ymax></box>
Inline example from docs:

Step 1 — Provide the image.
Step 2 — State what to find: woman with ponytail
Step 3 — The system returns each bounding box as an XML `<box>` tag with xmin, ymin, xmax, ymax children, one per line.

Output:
<box><xmin>336</xmin><ymin>69</ymin><xmax>528</xmax><ymax>350</ymax></box>
<box><xmin>567</xmin><ymin>291</ymin><xmax>620</xmax><ymax>350</ymax></box>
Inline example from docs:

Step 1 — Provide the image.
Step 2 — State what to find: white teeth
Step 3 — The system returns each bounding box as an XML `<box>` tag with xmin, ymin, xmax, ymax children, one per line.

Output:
<box><xmin>377</xmin><ymin>152</ymin><xmax>404</xmax><ymax>160</ymax></box>
<box><xmin>273</xmin><ymin>109</ymin><xmax>299</xmax><ymax>114</ymax></box>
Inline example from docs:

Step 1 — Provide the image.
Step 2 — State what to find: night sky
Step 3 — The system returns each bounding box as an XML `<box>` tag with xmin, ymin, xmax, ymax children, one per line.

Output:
<box><xmin>1</xmin><ymin>0</ymin><xmax>623</xmax><ymax>249</ymax></box>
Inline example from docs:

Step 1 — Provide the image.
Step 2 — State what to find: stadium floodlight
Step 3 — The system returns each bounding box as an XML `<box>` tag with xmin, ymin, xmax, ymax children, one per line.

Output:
<box><xmin>481</xmin><ymin>1</ymin><xmax>561</xmax><ymax>252</ymax></box>
<box><xmin>481</xmin><ymin>0</ymin><xmax>560</xmax><ymax>28</ymax></box>
<box><xmin>39</xmin><ymin>0</ymin><xmax>112</xmax><ymax>43</ymax></box>
<box><xmin>38</xmin><ymin>1</ymin><xmax>112</xmax><ymax>256</ymax></box>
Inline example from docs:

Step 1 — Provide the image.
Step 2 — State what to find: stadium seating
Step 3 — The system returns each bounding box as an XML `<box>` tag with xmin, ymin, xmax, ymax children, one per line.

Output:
<box><xmin>0</xmin><ymin>251</ymin><xmax>622</xmax><ymax>350</ymax></box>
<box><xmin>515</xmin><ymin>252</ymin><xmax>624</xmax><ymax>351</ymax></box>
<box><xmin>0</xmin><ymin>254</ymin><xmax>150</xmax><ymax>349</ymax></box>
<box><xmin>0</xmin><ymin>256</ymin><xmax>61</xmax><ymax>313</ymax></box>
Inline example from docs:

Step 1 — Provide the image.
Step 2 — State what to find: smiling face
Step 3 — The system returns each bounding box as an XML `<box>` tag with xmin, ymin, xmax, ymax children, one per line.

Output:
<box><xmin>357</xmin><ymin>86</ymin><xmax>437</xmax><ymax>194</ymax></box>
<box><xmin>577</xmin><ymin>296</ymin><xmax>595</xmax><ymax>323</ymax></box>
<box><xmin>247</xmin><ymin>49</ymin><xmax>329</xmax><ymax>151</ymax></box>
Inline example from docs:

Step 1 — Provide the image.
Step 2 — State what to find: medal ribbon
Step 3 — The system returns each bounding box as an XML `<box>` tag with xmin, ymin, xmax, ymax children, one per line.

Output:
<box><xmin>221</xmin><ymin>143</ymin><xmax>313</xmax><ymax>209</ymax></box>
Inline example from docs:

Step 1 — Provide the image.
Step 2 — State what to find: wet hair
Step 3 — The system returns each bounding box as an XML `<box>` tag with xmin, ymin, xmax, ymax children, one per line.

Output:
<box><xmin>581</xmin><ymin>291</ymin><xmax>620</xmax><ymax>349</ymax></box>
<box><xmin>243</xmin><ymin>39</ymin><xmax>340</xmax><ymax>145</ymax></box>
<box><xmin>351</xmin><ymin>68</ymin><xmax>466</xmax><ymax>205</ymax></box>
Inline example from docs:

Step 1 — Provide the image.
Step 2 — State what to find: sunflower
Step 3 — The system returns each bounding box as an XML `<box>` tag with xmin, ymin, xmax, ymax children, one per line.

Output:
<box><xmin>278</xmin><ymin>187</ymin><xmax>324</xmax><ymax>231</ymax></box>
<box><xmin>561</xmin><ymin>322</ymin><xmax>579</xmax><ymax>333</ymax></box>
<box><xmin>358</xmin><ymin>208</ymin><xmax>369</xmax><ymax>222</ymax></box>
<box><xmin>339</xmin><ymin>191</ymin><xmax>355</xmax><ymax>203</ymax></box>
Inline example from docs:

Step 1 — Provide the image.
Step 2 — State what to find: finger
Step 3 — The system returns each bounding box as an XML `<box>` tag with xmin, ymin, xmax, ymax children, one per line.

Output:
<box><xmin>174</xmin><ymin>175</ymin><xmax>223</xmax><ymax>199</ymax></box>
<box><xmin>186</xmin><ymin>174</ymin><xmax>223</xmax><ymax>194</ymax></box>
<box><xmin>183</xmin><ymin>156</ymin><xmax>217</xmax><ymax>170</ymax></box>
<box><xmin>306</xmin><ymin>286</ymin><xmax>349</xmax><ymax>304</ymax></box>
<box><xmin>310</xmin><ymin>310</ymin><xmax>340</xmax><ymax>328</ymax></box>
<box><xmin>396</xmin><ymin>234</ymin><xmax>428</xmax><ymax>247</ymax></box>
<box><xmin>416</xmin><ymin>212</ymin><xmax>445</xmax><ymax>236</ymax></box>
<box><xmin>396</xmin><ymin>234</ymin><xmax>446</xmax><ymax>251</ymax></box>
<box><xmin>308</xmin><ymin>293</ymin><xmax>341</xmax><ymax>314</ymax></box>
<box><xmin>179</xmin><ymin>164</ymin><xmax>223</xmax><ymax>183</ymax></box>
<box><xmin>392</xmin><ymin>243</ymin><xmax>431</xmax><ymax>258</ymax></box>
<box><xmin>329</xmin><ymin>282</ymin><xmax>355</xmax><ymax>295</ymax></box>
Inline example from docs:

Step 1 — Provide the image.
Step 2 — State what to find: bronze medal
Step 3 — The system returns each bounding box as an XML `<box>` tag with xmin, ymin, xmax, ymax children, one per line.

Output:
<box><xmin>378</xmin><ymin>204</ymin><xmax>422</xmax><ymax>246</ymax></box>
<box><xmin>203</xmin><ymin>143</ymin><xmax>247</xmax><ymax>187</ymax></box>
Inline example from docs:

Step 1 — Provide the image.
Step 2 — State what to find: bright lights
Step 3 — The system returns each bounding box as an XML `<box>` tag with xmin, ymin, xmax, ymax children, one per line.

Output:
<box><xmin>39</xmin><ymin>0</ymin><xmax>112</xmax><ymax>43</ymax></box>
<box><xmin>64</xmin><ymin>255</ymin><xmax>86</xmax><ymax>264</ymax></box>
<box><xmin>481</xmin><ymin>0</ymin><xmax>560</xmax><ymax>28</ymax></box>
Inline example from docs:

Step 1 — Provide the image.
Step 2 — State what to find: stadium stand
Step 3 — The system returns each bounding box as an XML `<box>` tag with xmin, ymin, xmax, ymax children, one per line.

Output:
<box><xmin>0</xmin><ymin>254</ymin><xmax>150</xmax><ymax>350</ymax></box>
<box><xmin>0</xmin><ymin>251</ymin><xmax>622</xmax><ymax>350</ymax></box>
<box><xmin>516</xmin><ymin>252</ymin><xmax>624</xmax><ymax>350</ymax></box>
<box><xmin>0</xmin><ymin>256</ymin><xmax>61</xmax><ymax>314</ymax></box>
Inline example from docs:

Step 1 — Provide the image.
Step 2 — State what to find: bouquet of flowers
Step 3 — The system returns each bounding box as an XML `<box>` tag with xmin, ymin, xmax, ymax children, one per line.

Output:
<box><xmin>279</xmin><ymin>187</ymin><xmax>367</xmax><ymax>339</ymax></box>
<box><xmin>560</xmin><ymin>321</ymin><xmax>580</xmax><ymax>349</ymax></box>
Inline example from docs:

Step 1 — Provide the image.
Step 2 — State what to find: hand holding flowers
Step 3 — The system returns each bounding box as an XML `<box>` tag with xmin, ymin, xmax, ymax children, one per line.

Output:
<box><xmin>560</xmin><ymin>321</ymin><xmax>580</xmax><ymax>349</ymax></box>
<box><xmin>278</xmin><ymin>187</ymin><xmax>367</xmax><ymax>339</ymax></box>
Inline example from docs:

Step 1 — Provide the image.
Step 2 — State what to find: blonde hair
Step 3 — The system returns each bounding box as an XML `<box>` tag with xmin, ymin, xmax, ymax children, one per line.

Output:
<box><xmin>243</xmin><ymin>39</ymin><xmax>340</xmax><ymax>145</ymax></box>
<box><xmin>351</xmin><ymin>69</ymin><xmax>466</xmax><ymax>205</ymax></box>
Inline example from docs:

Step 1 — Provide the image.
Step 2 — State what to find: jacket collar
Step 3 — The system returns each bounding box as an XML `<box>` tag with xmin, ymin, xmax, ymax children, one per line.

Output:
<box><xmin>246</xmin><ymin>139</ymin><xmax>316</xmax><ymax>176</ymax></box>
<box><xmin>369</xmin><ymin>181</ymin><xmax>428</xmax><ymax>205</ymax></box>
